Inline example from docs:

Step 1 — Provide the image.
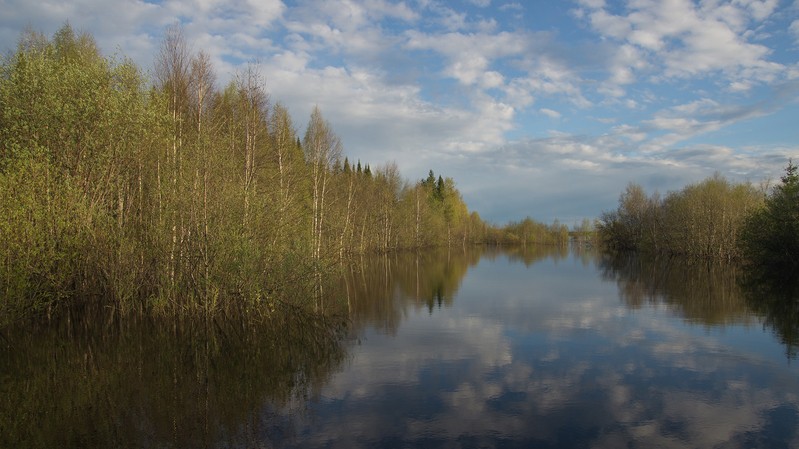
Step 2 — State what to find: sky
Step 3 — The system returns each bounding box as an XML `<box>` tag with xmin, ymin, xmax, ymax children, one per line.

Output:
<box><xmin>1</xmin><ymin>0</ymin><xmax>798</xmax><ymax>225</ymax></box>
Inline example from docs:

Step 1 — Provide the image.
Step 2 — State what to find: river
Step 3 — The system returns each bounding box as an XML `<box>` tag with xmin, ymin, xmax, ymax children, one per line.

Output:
<box><xmin>2</xmin><ymin>245</ymin><xmax>798</xmax><ymax>448</ymax></box>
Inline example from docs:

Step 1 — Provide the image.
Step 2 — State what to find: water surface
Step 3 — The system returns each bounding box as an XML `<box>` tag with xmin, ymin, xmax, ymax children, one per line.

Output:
<box><xmin>3</xmin><ymin>246</ymin><xmax>798</xmax><ymax>448</ymax></box>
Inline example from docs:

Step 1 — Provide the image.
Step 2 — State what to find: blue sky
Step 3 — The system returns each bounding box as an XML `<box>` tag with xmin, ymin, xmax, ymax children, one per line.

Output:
<box><xmin>2</xmin><ymin>0</ymin><xmax>798</xmax><ymax>224</ymax></box>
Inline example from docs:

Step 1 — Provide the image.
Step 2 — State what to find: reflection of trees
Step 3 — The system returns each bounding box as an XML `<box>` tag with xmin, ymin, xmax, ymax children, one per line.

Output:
<box><xmin>503</xmin><ymin>244</ymin><xmax>570</xmax><ymax>267</ymax></box>
<box><xmin>740</xmin><ymin>269</ymin><xmax>799</xmax><ymax>359</ymax></box>
<box><xmin>0</xmin><ymin>309</ymin><xmax>346</xmax><ymax>449</ymax></box>
<box><xmin>598</xmin><ymin>253</ymin><xmax>752</xmax><ymax>327</ymax></box>
<box><xmin>337</xmin><ymin>244</ymin><xmax>595</xmax><ymax>335</ymax></box>
<box><xmin>338</xmin><ymin>247</ymin><xmax>483</xmax><ymax>334</ymax></box>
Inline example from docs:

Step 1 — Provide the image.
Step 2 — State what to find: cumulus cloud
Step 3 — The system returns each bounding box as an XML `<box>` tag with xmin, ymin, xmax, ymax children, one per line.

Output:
<box><xmin>577</xmin><ymin>0</ymin><xmax>786</xmax><ymax>93</ymax></box>
<box><xmin>404</xmin><ymin>29</ymin><xmax>528</xmax><ymax>87</ymax></box>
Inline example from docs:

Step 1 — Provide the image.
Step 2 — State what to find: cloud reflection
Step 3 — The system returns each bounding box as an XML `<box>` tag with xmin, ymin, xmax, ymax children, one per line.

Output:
<box><xmin>283</xmin><ymin>247</ymin><xmax>799</xmax><ymax>448</ymax></box>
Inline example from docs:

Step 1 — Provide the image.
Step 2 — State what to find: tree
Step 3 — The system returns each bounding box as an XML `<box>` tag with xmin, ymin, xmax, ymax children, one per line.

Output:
<box><xmin>375</xmin><ymin>162</ymin><xmax>403</xmax><ymax>250</ymax></box>
<box><xmin>597</xmin><ymin>183</ymin><xmax>650</xmax><ymax>251</ymax></box>
<box><xmin>0</xmin><ymin>24</ymin><xmax>490</xmax><ymax>322</ymax></box>
<box><xmin>154</xmin><ymin>24</ymin><xmax>192</xmax><ymax>297</ymax></box>
<box><xmin>0</xmin><ymin>24</ymin><xmax>169</xmax><ymax>315</ymax></box>
<box><xmin>740</xmin><ymin>161</ymin><xmax>799</xmax><ymax>273</ymax></box>
<box><xmin>234</xmin><ymin>63</ymin><xmax>269</xmax><ymax>229</ymax></box>
<box><xmin>662</xmin><ymin>174</ymin><xmax>759</xmax><ymax>260</ymax></box>
<box><xmin>268</xmin><ymin>102</ymin><xmax>306</xmax><ymax>252</ymax></box>
<box><xmin>188</xmin><ymin>50</ymin><xmax>216</xmax><ymax>305</ymax></box>
<box><xmin>599</xmin><ymin>176</ymin><xmax>762</xmax><ymax>259</ymax></box>
<box><xmin>303</xmin><ymin>106</ymin><xmax>342</xmax><ymax>260</ymax></box>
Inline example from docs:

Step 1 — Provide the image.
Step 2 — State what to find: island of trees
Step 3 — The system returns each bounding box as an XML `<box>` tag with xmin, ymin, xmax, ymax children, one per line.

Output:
<box><xmin>0</xmin><ymin>25</ymin><xmax>571</xmax><ymax>324</ymax></box>
<box><xmin>596</xmin><ymin>163</ymin><xmax>799</xmax><ymax>274</ymax></box>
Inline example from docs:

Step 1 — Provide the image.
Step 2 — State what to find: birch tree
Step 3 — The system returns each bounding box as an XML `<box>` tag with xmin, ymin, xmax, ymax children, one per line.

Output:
<box><xmin>268</xmin><ymin>102</ymin><xmax>306</xmax><ymax>251</ymax></box>
<box><xmin>154</xmin><ymin>24</ymin><xmax>191</xmax><ymax>297</ymax></box>
<box><xmin>303</xmin><ymin>106</ymin><xmax>342</xmax><ymax>260</ymax></box>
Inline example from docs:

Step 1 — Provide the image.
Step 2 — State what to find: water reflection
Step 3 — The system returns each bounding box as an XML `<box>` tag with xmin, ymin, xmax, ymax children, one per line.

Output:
<box><xmin>338</xmin><ymin>247</ymin><xmax>482</xmax><ymax>333</ymax></box>
<box><xmin>598</xmin><ymin>253</ymin><xmax>753</xmax><ymax>327</ymax></box>
<box><xmin>498</xmin><ymin>243</ymin><xmax>570</xmax><ymax>267</ymax></box>
<box><xmin>0</xmin><ymin>309</ymin><xmax>346</xmax><ymax>449</ymax></box>
<box><xmin>306</xmin><ymin>247</ymin><xmax>799</xmax><ymax>448</ymax></box>
<box><xmin>3</xmin><ymin>246</ymin><xmax>799</xmax><ymax>448</ymax></box>
<box><xmin>599</xmin><ymin>252</ymin><xmax>799</xmax><ymax>358</ymax></box>
<box><xmin>740</xmin><ymin>268</ymin><xmax>799</xmax><ymax>358</ymax></box>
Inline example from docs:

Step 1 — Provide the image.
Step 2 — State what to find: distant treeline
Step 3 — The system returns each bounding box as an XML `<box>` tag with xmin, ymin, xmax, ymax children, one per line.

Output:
<box><xmin>484</xmin><ymin>217</ymin><xmax>572</xmax><ymax>247</ymax></box>
<box><xmin>0</xmin><ymin>25</ymin><xmax>568</xmax><ymax>323</ymax></box>
<box><xmin>596</xmin><ymin>163</ymin><xmax>799</xmax><ymax>272</ymax></box>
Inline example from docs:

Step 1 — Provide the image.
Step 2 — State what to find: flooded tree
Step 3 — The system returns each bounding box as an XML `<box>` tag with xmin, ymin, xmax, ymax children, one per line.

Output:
<box><xmin>0</xmin><ymin>25</ymin><xmax>489</xmax><ymax>324</ymax></box>
<box><xmin>597</xmin><ymin>175</ymin><xmax>763</xmax><ymax>260</ymax></box>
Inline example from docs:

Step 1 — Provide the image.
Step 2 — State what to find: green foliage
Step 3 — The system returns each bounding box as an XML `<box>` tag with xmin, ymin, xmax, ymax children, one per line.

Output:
<box><xmin>0</xmin><ymin>24</ymin><xmax>167</xmax><ymax>322</ymax></box>
<box><xmin>0</xmin><ymin>159</ymin><xmax>84</xmax><ymax>321</ymax></box>
<box><xmin>491</xmin><ymin>217</ymin><xmax>570</xmax><ymax>246</ymax></box>
<box><xmin>597</xmin><ymin>175</ymin><xmax>763</xmax><ymax>260</ymax></box>
<box><xmin>740</xmin><ymin>161</ymin><xmax>799</xmax><ymax>273</ymax></box>
<box><xmin>596</xmin><ymin>183</ymin><xmax>654</xmax><ymax>251</ymax></box>
<box><xmin>0</xmin><ymin>25</ymin><xmax>489</xmax><ymax>324</ymax></box>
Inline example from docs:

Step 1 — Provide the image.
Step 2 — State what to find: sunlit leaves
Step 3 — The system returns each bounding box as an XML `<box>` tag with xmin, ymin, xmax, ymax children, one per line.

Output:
<box><xmin>598</xmin><ymin>175</ymin><xmax>763</xmax><ymax>260</ymax></box>
<box><xmin>0</xmin><ymin>24</ymin><xmax>487</xmax><ymax>323</ymax></box>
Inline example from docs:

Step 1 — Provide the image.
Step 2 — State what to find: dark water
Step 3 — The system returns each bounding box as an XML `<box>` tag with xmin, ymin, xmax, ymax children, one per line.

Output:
<box><xmin>2</xmin><ymin>246</ymin><xmax>799</xmax><ymax>448</ymax></box>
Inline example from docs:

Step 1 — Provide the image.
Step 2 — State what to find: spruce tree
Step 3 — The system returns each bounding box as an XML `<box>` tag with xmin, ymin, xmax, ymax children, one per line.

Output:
<box><xmin>740</xmin><ymin>161</ymin><xmax>799</xmax><ymax>273</ymax></box>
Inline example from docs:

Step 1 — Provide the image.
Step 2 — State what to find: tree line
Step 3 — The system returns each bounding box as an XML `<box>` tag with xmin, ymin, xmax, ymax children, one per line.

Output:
<box><xmin>596</xmin><ymin>163</ymin><xmax>799</xmax><ymax>271</ymax></box>
<box><xmin>0</xmin><ymin>25</ymin><xmax>501</xmax><ymax>322</ymax></box>
<box><xmin>0</xmin><ymin>25</ymin><xmax>612</xmax><ymax>323</ymax></box>
<box><xmin>484</xmin><ymin>217</ymin><xmax>571</xmax><ymax>247</ymax></box>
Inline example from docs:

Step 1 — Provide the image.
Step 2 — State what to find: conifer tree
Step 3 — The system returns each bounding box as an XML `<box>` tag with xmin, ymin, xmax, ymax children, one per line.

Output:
<box><xmin>740</xmin><ymin>161</ymin><xmax>799</xmax><ymax>272</ymax></box>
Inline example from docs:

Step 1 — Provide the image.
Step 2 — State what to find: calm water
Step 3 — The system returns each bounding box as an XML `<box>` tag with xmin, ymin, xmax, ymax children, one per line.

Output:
<box><xmin>3</xmin><ymin>246</ymin><xmax>799</xmax><ymax>448</ymax></box>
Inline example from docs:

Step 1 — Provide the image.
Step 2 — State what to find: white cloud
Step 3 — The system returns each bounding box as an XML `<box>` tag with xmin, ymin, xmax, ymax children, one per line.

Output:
<box><xmin>791</xmin><ymin>20</ymin><xmax>799</xmax><ymax>42</ymax></box>
<box><xmin>578</xmin><ymin>0</ymin><xmax>607</xmax><ymax>8</ymax></box>
<box><xmin>613</xmin><ymin>124</ymin><xmax>647</xmax><ymax>142</ymax></box>
<box><xmin>588</xmin><ymin>9</ymin><xmax>631</xmax><ymax>39</ymax></box>
<box><xmin>261</xmin><ymin>52</ymin><xmax>519</xmax><ymax>172</ymax></box>
<box><xmin>499</xmin><ymin>3</ymin><xmax>523</xmax><ymax>12</ymax></box>
<box><xmin>480</xmin><ymin>70</ymin><xmax>505</xmax><ymax>88</ymax></box>
<box><xmin>580</xmin><ymin>0</ymin><xmax>786</xmax><ymax>88</ymax></box>
<box><xmin>290</xmin><ymin>0</ymin><xmax>415</xmax><ymax>31</ymax></box>
<box><xmin>502</xmin><ymin>57</ymin><xmax>591</xmax><ymax>108</ymax></box>
<box><xmin>404</xmin><ymin>29</ymin><xmax>528</xmax><ymax>87</ymax></box>
<box><xmin>540</xmin><ymin>108</ymin><xmax>561</xmax><ymax>119</ymax></box>
<box><xmin>734</xmin><ymin>0</ymin><xmax>779</xmax><ymax>21</ymax></box>
<box><xmin>242</xmin><ymin>0</ymin><xmax>286</xmax><ymax>26</ymax></box>
<box><xmin>729</xmin><ymin>80</ymin><xmax>753</xmax><ymax>91</ymax></box>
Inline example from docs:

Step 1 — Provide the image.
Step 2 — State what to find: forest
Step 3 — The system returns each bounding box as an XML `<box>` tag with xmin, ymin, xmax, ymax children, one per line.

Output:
<box><xmin>0</xmin><ymin>25</ymin><xmax>568</xmax><ymax>324</ymax></box>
